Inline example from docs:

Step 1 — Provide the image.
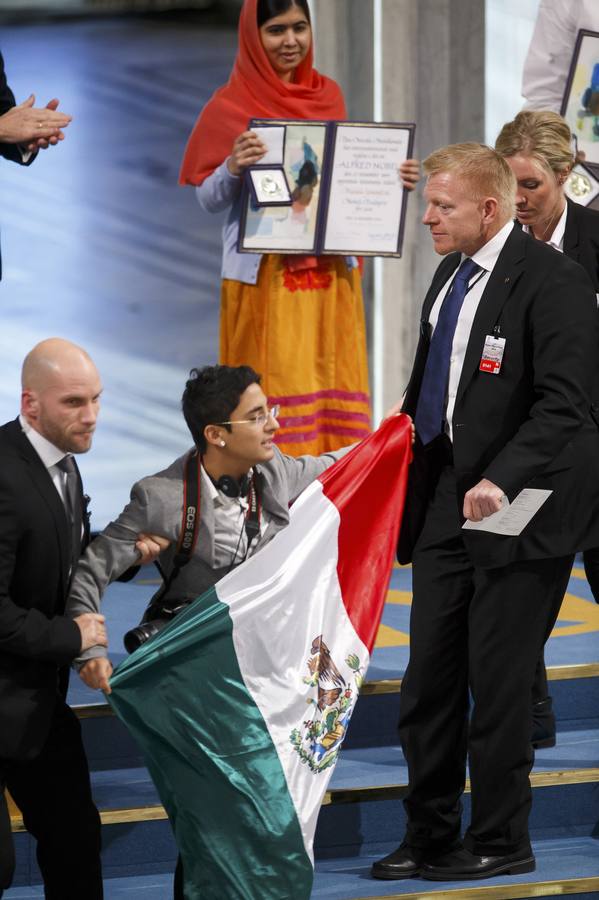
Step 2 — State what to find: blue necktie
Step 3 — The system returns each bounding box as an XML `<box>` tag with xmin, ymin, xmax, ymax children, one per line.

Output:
<box><xmin>414</xmin><ymin>257</ymin><xmax>482</xmax><ymax>446</ymax></box>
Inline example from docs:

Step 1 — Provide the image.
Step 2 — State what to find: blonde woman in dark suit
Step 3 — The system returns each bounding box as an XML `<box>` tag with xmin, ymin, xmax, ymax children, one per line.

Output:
<box><xmin>496</xmin><ymin>109</ymin><xmax>599</xmax><ymax>749</ymax></box>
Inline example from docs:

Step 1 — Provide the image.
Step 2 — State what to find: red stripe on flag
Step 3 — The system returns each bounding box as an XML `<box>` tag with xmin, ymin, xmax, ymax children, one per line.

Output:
<box><xmin>318</xmin><ymin>416</ymin><xmax>413</xmax><ymax>653</ymax></box>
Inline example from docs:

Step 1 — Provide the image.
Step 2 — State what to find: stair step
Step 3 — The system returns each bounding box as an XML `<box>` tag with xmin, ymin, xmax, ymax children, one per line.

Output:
<box><xmin>74</xmin><ymin>663</ymin><xmax>599</xmax><ymax>764</ymax></box>
<box><xmin>313</xmin><ymin>837</ymin><xmax>599</xmax><ymax>899</ymax></box>
<box><xmin>5</xmin><ymin>838</ymin><xmax>598</xmax><ymax>898</ymax></box>
<box><xmin>74</xmin><ymin>667</ymin><xmax>599</xmax><ymax>765</ymax></box>
<box><xmin>10</xmin><ymin>729</ymin><xmax>599</xmax><ymax>830</ymax></box>
<box><xmin>328</xmin><ymin>730</ymin><xmax>599</xmax><ymax>793</ymax></box>
<box><xmin>65</xmin><ymin>563</ymin><xmax>599</xmax><ymax>705</ymax></box>
<box><xmin>70</xmin><ymin>660</ymin><xmax>599</xmax><ymax>716</ymax></box>
<box><xmin>360</xmin><ymin>662</ymin><xmax>599</xmax><ymax>695</ymax></box>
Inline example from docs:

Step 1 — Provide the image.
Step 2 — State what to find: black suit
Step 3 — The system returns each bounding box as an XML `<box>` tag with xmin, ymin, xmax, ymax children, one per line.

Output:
<box><xmin>0</xmin><ymin>419</ymin><xmax>102</xmax><ymax>898</ymax></box>
<box><xmin>564</xmin><ymin>199</ymin><xmax>599</xmax><ymax>596</ymax></box>
<box><xmin>563</xmin><ymin>197</ymin><xmax>599</xmax><ymax>292</ymax></box>
<box><xmin>397</xmin><ymin>226</ymin><xmax>599</xmax><ymax>855</ymax></box>
<box><xmin>0</xmin><ymin>52</ymin><xmax>35</xmax><ymax>280</ymax></box>
<box><xmin>531</xmin><ymin>199</ymin><xmax>599</xmax><ymax>711</ymax></box>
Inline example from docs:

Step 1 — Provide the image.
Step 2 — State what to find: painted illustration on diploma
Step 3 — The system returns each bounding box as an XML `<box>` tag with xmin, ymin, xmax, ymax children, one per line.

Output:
<box><xmin>289</xmin><ymin>140</ymin><xmax>320</xmax><ymax>225</ymax></box>
<box><xmin>290</xmin><ymin>636</ymin><xmax>364</xmax><ymax>774</ymax></box>
<box><xmin>562</xmin><ymin>30</ymin><xmax>599</xmax><ymax>165</ymax></box>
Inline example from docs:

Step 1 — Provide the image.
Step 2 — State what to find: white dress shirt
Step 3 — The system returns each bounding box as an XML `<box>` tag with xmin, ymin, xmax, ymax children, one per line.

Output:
<box><xmin>521</xmin><ymin>202</ymin><xmax>568</xmax><ymax>251</ymax></box>
<box><xmin>522</xmin><ymin>203</ymin><xmax>599</xmax><ymax>306</ymax></box>
<box><xmin>522</xmin><ymin>0</ymin><xmax>599</xmax><ymax>112</ymax></box>
<box><xmin>19</xmin><ymin>414</ymin><xmax>70</xmax><ymax>507</ymax></box>
<box><xmin>428</xmin><ymin>221</ymin><xmax>515</xmax><ymax>441</ymax></box>
<box><xmin>201</xmin><ymin>465</ymin><xmax>270</xmax><ymax>569</ymax></box>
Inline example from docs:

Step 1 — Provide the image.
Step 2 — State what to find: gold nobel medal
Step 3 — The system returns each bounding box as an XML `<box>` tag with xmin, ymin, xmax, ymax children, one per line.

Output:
<box><xmin>261</xmin><ymin>175</ymin><xmax>282</xmax><ymax>198</ymax></box>
<box><xmin>568</xmin><ymin>170</ymin><xmax>593</xmax><ymax>199</ymax></box>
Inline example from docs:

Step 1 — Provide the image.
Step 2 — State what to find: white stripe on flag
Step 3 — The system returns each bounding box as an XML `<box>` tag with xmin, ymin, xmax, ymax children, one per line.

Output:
<box><xmin>213</xmin><ymin>480</ymin><xmax>370</xmax><ymax>859</ymax></box>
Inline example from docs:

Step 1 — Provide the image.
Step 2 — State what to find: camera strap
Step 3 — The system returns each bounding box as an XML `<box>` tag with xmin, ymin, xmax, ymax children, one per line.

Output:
<box><xmin>153</xmin><ymin>449</ymin><xmax>202</xmax><ymax>600</ymax></box>
<box><xmin>174</xmin><ymin>449</ymin><xmax>202</xmax><ymax>570</ymax></box>
<box><xmin>242</xmin><ymin>477</ymin><xmax>261</xmax><ymax>555</ymax></box>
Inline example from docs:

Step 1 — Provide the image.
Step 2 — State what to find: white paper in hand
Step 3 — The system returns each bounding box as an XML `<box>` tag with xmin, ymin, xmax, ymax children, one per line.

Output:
<box><xmin>462</xmin><ymin>489</ymin><xmax>553</xmax><ymax>536</ymax></box>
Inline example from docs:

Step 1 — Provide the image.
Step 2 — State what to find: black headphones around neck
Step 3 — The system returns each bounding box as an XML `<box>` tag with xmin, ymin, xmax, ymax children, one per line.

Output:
<box><xmin>212</xmin><ymin>473</ymin><xmax>251</xmax><ymax>498</ymax></box>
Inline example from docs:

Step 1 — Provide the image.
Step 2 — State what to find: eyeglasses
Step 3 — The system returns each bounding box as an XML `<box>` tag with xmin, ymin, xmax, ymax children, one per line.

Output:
<box><xmin>214</xmin><ymin>405</ymin><xmax>280</xmax><ymax>427</ymax></box>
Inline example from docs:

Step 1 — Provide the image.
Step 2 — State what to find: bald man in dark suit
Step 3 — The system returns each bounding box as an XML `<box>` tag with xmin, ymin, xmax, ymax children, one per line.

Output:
<box><xmin>0</xmin><ymin>340</ymin><xmax>109</xmax><ymax>898</ymax></box>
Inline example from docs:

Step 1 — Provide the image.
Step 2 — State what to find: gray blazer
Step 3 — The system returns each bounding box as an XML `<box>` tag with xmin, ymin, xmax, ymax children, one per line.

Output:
<box><xmin>67</xmin><ymin>446</ymin><xmax>346</xmax><ymax>664</ymax></box>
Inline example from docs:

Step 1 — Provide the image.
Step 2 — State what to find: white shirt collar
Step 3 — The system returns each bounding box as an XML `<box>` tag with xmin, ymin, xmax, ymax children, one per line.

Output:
<box><xmin>19</xmin><ymin>414</ymin><xmax>66</xmax><ymax>470</ymax></box>
<box><xmin>521</xmin><ymin>202</ymin><xmax>567</xmax><ymax>252</ymax></box>
<box><xmin>469</xmin><ymin>220</ymin><xmax>515</xmax><ymax>272</ymax></box>
<box><xmin>201</xmin><ymin>464</ymin><xmax>252</xmax><ymax>508</ymax></box>
<box><xmin>201</xmin><ymin>464</ymin><xmax>220</xmax><ymax>504</ymax></box>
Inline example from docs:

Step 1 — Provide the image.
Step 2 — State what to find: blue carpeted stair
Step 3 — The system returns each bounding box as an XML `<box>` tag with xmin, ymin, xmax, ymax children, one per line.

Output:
<box><xmin>7</xmin><ymin>564</ymin><xmax>599</xmax><ymax>899</ymax></box>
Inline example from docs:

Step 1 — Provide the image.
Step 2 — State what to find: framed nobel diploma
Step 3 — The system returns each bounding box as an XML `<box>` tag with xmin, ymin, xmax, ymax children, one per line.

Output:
<box><xmin>238</xmin><ymin>118</ymin><xmax>416</xmax><ymax>256</ymax></box>
<box><xmin>561</xmin><ymin>30</ymin><xmax>599</xmax><ymax>169</ymax></box>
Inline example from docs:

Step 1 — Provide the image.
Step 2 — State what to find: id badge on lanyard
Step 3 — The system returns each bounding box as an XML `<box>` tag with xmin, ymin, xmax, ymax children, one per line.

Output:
<box><xmin>480</xmin><ymin>331</ymin><xmax>506</xmax><ymax>375</ymax></box>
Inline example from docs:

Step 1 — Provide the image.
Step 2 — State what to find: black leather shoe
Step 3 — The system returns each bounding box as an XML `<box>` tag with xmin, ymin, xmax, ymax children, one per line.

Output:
<box><xmin>532</xmin><ymin>697</ymin><xmax>556</xmax><ymax>749</ymax></box>
<box><xmin>421</xmin><ymin>847</ymin><xmax>535</xmax><ymax>881</ymax></box>
<box><xmin>371</xmin><ymin>843</ymin><xmax>427</xmax><ymax>880</ymax></box>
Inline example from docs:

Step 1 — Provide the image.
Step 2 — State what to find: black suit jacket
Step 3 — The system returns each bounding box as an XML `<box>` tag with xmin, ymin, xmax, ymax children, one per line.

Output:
<box><xmin>0</xmin><ymin>419</ymin><xmax>82</xmax><ymax>761</ymax></box>
<box><xmin>399</xmin><ymin>225</ymin><xmax>599</xmax><ymax>568</ymax></box>
<box><xmin>563</xmin><ymin>197</ymin><xmax>599</xmax><ymax>292</ymax></box>
<box><xmin>0</xmin><ymin>51</ymin><xmax>35</xmax><ymax>280</ymax></box>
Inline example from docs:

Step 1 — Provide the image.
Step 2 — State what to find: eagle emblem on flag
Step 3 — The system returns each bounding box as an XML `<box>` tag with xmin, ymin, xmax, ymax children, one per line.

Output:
<box><xmin>290</xmin><ymin>635</ymin><xmax>364</xmax><ymax>774</ymax></box>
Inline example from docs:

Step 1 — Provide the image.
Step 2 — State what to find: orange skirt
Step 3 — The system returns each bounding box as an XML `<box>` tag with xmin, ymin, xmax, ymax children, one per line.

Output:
<box><xmin>220</xmin><ymin>255</ymin><xmax>371</xmax><ymax>456</ymax></box>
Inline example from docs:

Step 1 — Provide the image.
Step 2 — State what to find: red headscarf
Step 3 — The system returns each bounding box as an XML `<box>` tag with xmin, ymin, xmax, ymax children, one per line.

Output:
<box><xmin>179</xmin><ymin>0</ymin><xmax>347</xmax><ymax>186</ymax></box>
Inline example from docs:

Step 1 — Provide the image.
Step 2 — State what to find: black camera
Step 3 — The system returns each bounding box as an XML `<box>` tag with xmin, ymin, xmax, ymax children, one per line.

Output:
<box><xmin>123</xmin><ymin>597</ymin><xmax>191</xmax><ymax>653</ymax></box>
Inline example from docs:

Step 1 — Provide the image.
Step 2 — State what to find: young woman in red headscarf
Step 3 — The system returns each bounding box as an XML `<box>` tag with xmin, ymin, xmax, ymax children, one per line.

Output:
<box><xmin>180</xmin><ymin>0</ymin><xmax>371</xmax><ymax>456</ymax></box>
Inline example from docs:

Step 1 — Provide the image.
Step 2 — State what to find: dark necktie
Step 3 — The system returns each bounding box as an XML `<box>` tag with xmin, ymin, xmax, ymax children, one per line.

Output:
<box><xmin>414</xmin><ymin>257</ymin><xmax>482</xmax><ymax>446</ymax></box>
<box><xmin>57</xmin><ymin>455</ymin><xmax>83</xmax><ymax>573</ymax></box>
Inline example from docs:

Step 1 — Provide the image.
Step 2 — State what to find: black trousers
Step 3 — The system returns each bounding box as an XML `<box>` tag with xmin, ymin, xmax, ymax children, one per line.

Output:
<box><xmin>532</xmin><ymin>546</ymin><xmax>599</xmax><ymax>706</ymax></box>
<box><xmin>0</xmin><ymin>776</ymin><xmax>13</xmax><ymax>896</ymax></box>
<box><xmin>174</xmin><ymin>855</ymin><xmax>183</xmax><ymax>898</ymax></box>
<box><xmin>399</xmin><ymin>466</ymin><xmax>573</xmax><ymax>855</ymax></box>
<box><xmin>583</xmin><ymin>547</ymin><xmax>599</xmax><ymax>601</ymax></box>
<box><xmin>1</xmin><ymin>699</ymin><xmax>103</xmax><ymax>900</ymax></box>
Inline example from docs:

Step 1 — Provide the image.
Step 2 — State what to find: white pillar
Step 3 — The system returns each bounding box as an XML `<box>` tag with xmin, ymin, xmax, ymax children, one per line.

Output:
<box><xmin>311</xmin><ymin>0</ymin><xmax>485</xmax><ymax>418</ymax></box>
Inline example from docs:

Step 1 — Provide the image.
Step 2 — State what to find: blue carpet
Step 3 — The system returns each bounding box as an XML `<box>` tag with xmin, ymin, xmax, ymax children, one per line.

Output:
<box><xmin>77</xmin><ymin>724</ymin><xmax>599</xmax><ymax>811</ymax></box>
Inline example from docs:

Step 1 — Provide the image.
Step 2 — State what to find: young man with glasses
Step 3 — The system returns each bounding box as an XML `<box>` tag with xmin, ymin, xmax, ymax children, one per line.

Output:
<box><xmin>65</xmin><ymin>364</ymin><xmax>352</xmax><ymax>693</ymax></box>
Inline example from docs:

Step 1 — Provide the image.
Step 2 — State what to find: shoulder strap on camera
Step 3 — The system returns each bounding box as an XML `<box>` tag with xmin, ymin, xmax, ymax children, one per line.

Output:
<box><xmin>154</xmin><ymin>449</ymin><xmax>201</xmax><ymax>596</ymax></box>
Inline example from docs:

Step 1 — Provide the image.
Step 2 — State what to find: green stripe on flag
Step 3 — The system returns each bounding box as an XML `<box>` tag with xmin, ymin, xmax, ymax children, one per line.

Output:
<box><xmin>108</xmin><ymin>586</ymin><xmax>313</xmax><ymax>900</ymax></box>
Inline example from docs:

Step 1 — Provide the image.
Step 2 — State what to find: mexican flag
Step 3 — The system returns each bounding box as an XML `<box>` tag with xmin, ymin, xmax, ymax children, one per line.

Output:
<box><xmin>108</xmin><ymin>415</ymin><xmax>412</xmax><ymax>900</ymax></box>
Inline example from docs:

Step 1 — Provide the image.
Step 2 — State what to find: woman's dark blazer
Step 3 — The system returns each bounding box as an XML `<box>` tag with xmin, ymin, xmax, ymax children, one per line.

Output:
<box><xmin>563</xmin><ymin>197</ymin><xmax>599</xmax><ymax>292</ymax></box>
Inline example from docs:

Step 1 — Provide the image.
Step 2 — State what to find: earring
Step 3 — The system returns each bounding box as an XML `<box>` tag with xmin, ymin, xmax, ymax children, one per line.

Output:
<box><xmin>220</xmin><ymin>440</ymin><xmax>226</xmax><ymax>447</ymax></box>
